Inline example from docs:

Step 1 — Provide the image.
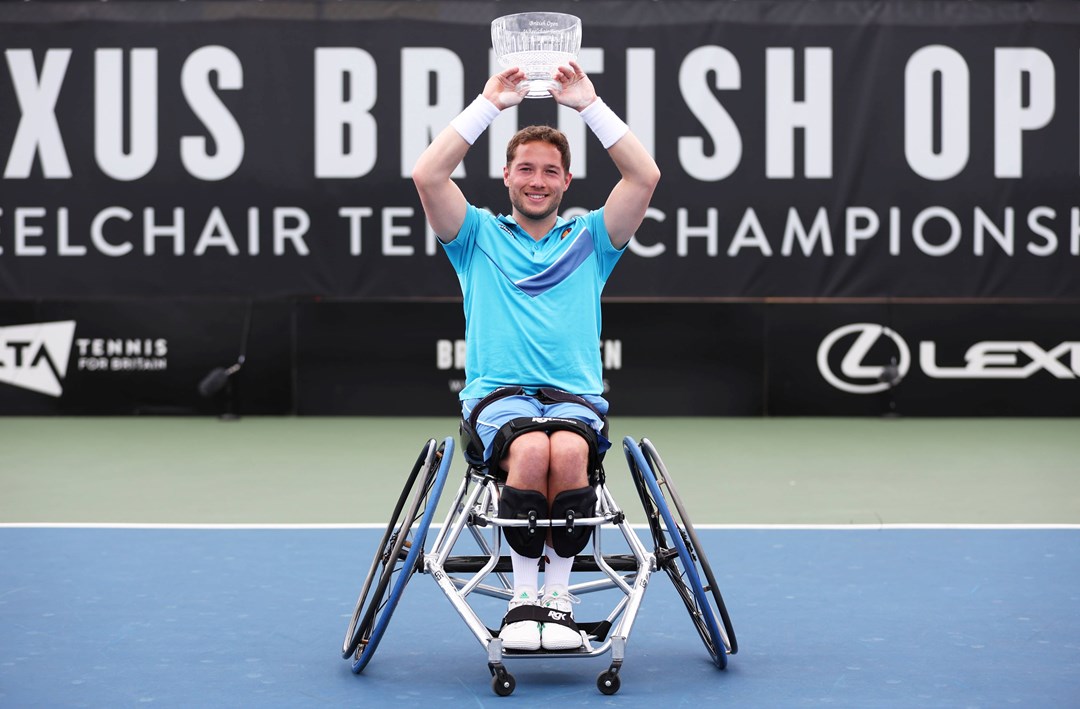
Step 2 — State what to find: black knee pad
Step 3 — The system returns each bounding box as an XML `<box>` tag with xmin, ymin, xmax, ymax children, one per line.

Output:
<box><xmin>550</xmin><ymin>485</ymin><xmax>597</xmax><ymax>557</ymax></box>
<box><xmin>499</xmin><ymin>485</ymin><xmax>548</xmax><ymax>558</ymax></box>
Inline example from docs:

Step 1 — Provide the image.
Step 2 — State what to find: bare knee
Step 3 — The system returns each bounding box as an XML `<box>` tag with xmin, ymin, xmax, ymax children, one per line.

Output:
<box><xmin>548</xmin><ymin>430</ymin><xmax>590</xmax><ymax>495</ymax></box>
<box><xmin>501</xmin><ymin>431</ymin><xmax>550</xmax><ymax>491</ymax></box>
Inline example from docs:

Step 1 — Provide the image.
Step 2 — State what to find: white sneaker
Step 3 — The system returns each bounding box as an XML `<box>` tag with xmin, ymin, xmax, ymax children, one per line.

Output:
<box><xmin>540</xmin><ymin>589</ymin><xmax>583</xmax><ymax>651</ymax></box>
<box><xmin>499</xmin><ymin>594</ymin><xmax>541</xmax><ymax>651</ymax></box>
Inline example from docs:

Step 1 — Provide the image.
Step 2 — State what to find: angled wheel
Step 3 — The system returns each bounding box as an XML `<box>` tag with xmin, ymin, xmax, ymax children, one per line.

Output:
<box><xmin>641</xmin><ymin>439</ymin><xmax>738</xmax><ymax>658</ymax></box>
<box><xmin>342</xmin><ymin>437</ymin><xmax>454</xmax><ymax>672</ymax></box>
<box><xmin>624</xmin><ymin>436</ymin><xmax>737</xmax><ymax>668</ymax></box>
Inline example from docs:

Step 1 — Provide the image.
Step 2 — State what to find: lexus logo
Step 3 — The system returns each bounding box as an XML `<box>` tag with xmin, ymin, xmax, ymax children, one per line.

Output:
<box><xmin>818</xmin><ymin>323</ymin><xmax>1080</xmax><ymax>394</ymax></box>
<box><xmin>817</xmin><ymin>323</ymin><xmax>912</xmax><ymax>394</ymax></box>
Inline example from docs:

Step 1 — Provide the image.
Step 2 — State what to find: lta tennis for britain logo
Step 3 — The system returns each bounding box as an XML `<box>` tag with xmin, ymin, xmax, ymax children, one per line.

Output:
<box><xmin>1</xmin><ymin>321</ymin><xmax>170</xmax><ymax>398</ymax></box>
<box><xmin>0</xmin><ymin>321</ymin><xmax>77</xmax><ymax>397</ymax></box>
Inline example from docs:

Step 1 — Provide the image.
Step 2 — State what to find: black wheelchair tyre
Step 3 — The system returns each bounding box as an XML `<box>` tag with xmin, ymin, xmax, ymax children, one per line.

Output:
<box><xmin>491</xmin><ymin>671</ymin><xmax>516</xmax><ymax>697</ymax></box>
<box><xmin>597</xmin><ymin>670</ymin><xmax>621</xmax><ymax>695</ymax></box>
<box><xmin>341</xmin><ymin>439</ymin><xmax>440</xmax><ymax>667</ymax></box>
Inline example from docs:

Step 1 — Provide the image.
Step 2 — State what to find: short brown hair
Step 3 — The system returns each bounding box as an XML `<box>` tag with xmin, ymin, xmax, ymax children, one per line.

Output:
<box><xmin>506</xmin><ymin>125</ymin><xmax>571</xmax><ymax>173</ymax></box>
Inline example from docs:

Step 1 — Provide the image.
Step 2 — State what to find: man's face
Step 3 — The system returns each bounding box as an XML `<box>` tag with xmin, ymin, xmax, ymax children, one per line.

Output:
<box><xmin>503</xmin><ymin>141</ymin><xmax>572</xmax><ymax>223</ymax></box>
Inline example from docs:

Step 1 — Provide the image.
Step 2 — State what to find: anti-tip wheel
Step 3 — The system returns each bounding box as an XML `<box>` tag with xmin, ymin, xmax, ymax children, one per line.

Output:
<box><xmin>597</xmin><ymin>670</ymin><xmax>621</xmax><ymax>695</ymax></box>
<box><xmin>492</xmin><ymin>671</ymin><xmax>516</xmax><ymax>697</ymax></box>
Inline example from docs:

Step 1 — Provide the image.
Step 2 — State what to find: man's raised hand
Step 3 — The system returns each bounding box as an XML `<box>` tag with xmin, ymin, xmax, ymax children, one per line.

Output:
<box><xmin>551</xmin><ymin>61</ymin><xmax>597</xmax><ymax>111</ymax></box>
<box><xmin>484</xmin><ymin>67</ymin><xmax>529</xmax><ymax>109</ymax></box>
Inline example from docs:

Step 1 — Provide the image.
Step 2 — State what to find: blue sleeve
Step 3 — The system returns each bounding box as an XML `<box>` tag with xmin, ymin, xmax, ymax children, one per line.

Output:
<box><xmin>439</xmin><ymin>203</ymin><xmax>482</xmax><ymax>275</ymax></box>
<box><xmin>583</xmin><ymin>207</ymin><xmax>625</xmax><ymax>281</ymax></box>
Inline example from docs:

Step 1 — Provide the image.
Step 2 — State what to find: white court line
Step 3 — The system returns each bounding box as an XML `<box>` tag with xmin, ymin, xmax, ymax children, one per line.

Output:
<box><xmin>695</xmin><ymin>523</ymin><xmax>1080</xmax><ymax>530</ymax></box>
<box><xmin>0</xmin><ymin>522</ymin><xmax>390</xmax><ymax>530</ymax></box>
<box><xmin>1</xmin><ymin>522</ymin><xmax>1078</xmax><ymax>530</ymax></box>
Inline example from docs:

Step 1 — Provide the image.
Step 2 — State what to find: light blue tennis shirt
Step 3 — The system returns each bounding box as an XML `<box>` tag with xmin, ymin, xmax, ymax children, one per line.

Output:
<box><xmin>441</xmin><ymin>204</ymin><xmax>625</xmax><ymax>400</ymax></box>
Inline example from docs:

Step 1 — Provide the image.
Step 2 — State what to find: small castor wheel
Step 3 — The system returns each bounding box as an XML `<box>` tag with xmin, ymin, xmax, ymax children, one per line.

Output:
<box><xmin>491</xmin><ymin>670</ymin><xmax>516</xmax><ymax>697</ymax></box>
<box><xmin>597</xmin><ymin>669</ymin><xmax>621</xmax><ymax>695</ymax></box>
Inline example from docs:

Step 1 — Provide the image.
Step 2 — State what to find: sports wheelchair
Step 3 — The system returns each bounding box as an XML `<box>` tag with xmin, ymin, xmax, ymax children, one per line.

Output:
<box><xmin>341</xmin><ymin>412</ymin><xmax>737</xmax><ymax>696</ymax></box>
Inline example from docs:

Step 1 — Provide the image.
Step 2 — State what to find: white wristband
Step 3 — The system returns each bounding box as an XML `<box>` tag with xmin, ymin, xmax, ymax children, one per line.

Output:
<box><xmin>450</xmin><ymin>94</ymin><xmax>500</xmax><ymax>145</ymax></box>
<box><xmin>580</xmin><ymin>97</ymin><xmax>629</xmax><ymax>149</ymax></box>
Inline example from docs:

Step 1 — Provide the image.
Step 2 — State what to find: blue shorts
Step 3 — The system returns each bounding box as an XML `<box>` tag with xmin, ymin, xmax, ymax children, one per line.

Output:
<box><xmin>462</xmin><ymin>394</ymin><xmax>611</xmax><ymax>464</ymax></box>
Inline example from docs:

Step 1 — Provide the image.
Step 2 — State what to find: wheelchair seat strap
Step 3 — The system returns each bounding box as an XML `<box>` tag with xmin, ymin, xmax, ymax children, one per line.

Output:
<box><xmin>535</xmin><ymin>387</ymin><xmax>606</xmax><ymax>423</ymax></box>
<box><xmin>467</xmin><ymin>386</ymin><xmax>525</xmax><ymax>440</ymax></box>
<box><xmin>470</xmin><ymin>386</ymin><xmax>604</xmax><ymax>434</ymax></box>
<box><xmin>463</xmin><ymin>385</ymin><xmax>607</xmax><ymax>475</ymax></box>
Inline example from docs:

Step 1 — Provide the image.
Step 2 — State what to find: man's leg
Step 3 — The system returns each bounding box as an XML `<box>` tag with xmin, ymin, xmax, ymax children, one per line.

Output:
<box><xmin>543</xmin><ymin>429</ymin><xmax>591</xmax><ymax>593</ymax></box>
<box><xmin>499</xmin><ymin>432</ymin><xmax>550</xmax><ymax>651</ymax></box>
<box><xmin>467</xmin><ymin>394</ymin><xmax>604</xmax><ymax>651</ymax></box>
<box><xmin>538</xmin><ymin>430</ymin><xmax>590</xmax><ymax>650</ymax></box>
<box><xmin>464</xmin><ymin>396</ymin><xmax>550</xmax><ymax>651</ymax></box>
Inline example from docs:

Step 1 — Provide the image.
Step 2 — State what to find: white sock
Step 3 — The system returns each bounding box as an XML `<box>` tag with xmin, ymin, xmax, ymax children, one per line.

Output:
<box><xmin>509</xmin><ymin>549</ymin><xmax>540</xmax><ymax>602</ymax></box>
<box><xmin>542</xmin><ymin>544</ymin><xmax>574</xmax><ymax>596</ymax></box>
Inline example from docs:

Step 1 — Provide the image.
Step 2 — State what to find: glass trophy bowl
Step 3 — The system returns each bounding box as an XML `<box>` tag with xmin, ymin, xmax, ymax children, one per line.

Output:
<box><xmin>491</xmin><ymin>12</ymin><xmax>582</xmax><ymax>99</ymax></box>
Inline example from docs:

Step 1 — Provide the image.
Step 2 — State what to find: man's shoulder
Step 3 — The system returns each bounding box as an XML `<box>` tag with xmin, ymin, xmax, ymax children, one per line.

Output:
<box><xmin>572</xmin><ymin>208</ymin><xmax>605</xmax><ymax>231</ymax></box>
<box><xmin>464</xmin><ymin>204</ymin><xmax>512</xmax><ymax>233</ymax></box>
<box><xmin>445</xmin><ymin>204</ymin><xmax>502</xmax><ymax>249</ymax></box>
<box><xmin>572</xmin><ymin>208</ymin><xmax>613</xmax><ymax>248</ymax></box>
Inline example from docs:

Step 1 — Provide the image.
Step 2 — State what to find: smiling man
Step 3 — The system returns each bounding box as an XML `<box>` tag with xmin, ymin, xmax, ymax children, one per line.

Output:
<box><xmin>412</xmin><ymin>62</ymin><xmax>659</xmax><ymax>652</ymax></box>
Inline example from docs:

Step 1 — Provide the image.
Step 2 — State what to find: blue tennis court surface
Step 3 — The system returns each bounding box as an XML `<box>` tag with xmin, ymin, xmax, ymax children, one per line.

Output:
<box><xmin>2</xmin><ymin>526</ymin><xmax>1078</xmax><ymax>707</ymax></box>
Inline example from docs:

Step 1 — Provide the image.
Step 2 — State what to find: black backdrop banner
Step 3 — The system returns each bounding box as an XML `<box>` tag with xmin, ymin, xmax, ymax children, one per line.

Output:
<box><xmin>2</xmin><ymin>2</ymin><xmax>1077</xmax><ymax>417</ymax></box>
<box><xmin>2</xmin><ymin>299</ymin><xmax>1076</xmax><ymax>415</ymax></box>
<box><xmin>294</xmin><ymin>300</ymin><xmax>766</xmax><ymax>416</ymax></box>
<box><xmin>766</xmin><ymin>302</ymin><xmax>1080</xmax><ymax>416</ymax></box>
<box><xmin>2</xmin><ymin>1</ymin><xmax>1079</xmax><ymax>300</ymax></box>
<box><xmin>294</xmin><ymin>300</ymin><xmax>1080</xmax><ymax>417</ymax></box>
<box><xmin>0</xmin><ymin>298</ymin><xmax>293</xmax><ymax>415</ymax></box>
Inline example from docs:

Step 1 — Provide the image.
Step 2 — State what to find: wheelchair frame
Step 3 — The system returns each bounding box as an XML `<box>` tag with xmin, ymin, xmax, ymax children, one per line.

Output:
<box><xmin>341</xmin><ymin>433</ymin><xmax>737</xmax><ymax>696</ymax></box>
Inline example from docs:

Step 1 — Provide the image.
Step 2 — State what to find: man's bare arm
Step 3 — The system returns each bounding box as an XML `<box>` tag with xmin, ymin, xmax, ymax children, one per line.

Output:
<box><xmin>600</xmin><ymin>129</ymin><xmax>661</xmax><ymax>250</ymax></box>
<box><xmin>411</xmin><ymin>126</ymin><xmax>471</xmax><ymax>243</ymax></box>
<box><xmin>412</xmin><ymin>67</ymin><xmax>526</xmax><ymax>243</ymax></box>
<box><xmin>552</xmin><ymin>63</ymin><xmax>660</xmax><ymax>250</ymax></box>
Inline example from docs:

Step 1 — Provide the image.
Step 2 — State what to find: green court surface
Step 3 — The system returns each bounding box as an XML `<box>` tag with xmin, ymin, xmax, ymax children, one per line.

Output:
<box><xmin>2</xmin><ymin>416</ymin><xmax>1077</xmax><ymax>525</ymax></box>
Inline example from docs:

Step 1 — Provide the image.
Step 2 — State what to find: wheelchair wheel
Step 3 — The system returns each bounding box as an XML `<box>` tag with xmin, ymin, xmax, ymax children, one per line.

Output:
<box><xmin>341</xmin><ymin>437</ymin><xmax>454</xmax><ymax>672</ymax></box>
<box><xmin>623</xmin><ymin>436</ymin><xmax>737</xmax><ymax>668</ymax></box>
<box><xmin>641</xmin><ymin>439</ymin><xmax>738</xmax><ymax>657</ymax></box>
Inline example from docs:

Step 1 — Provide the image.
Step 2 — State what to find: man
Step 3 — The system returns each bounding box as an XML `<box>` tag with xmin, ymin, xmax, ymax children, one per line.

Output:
<box><xmin>412</xmin><ymin>62</ymin><xmax>659</xmax><ymax>651</ymax></box>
